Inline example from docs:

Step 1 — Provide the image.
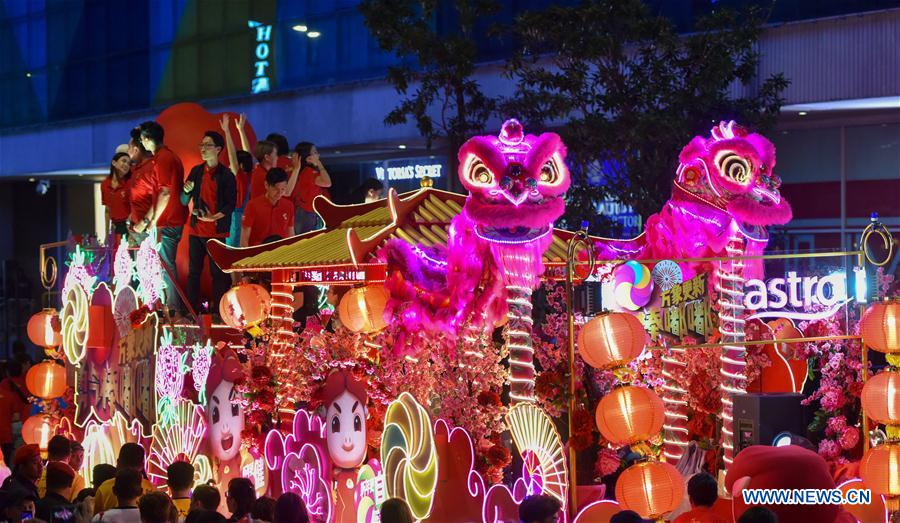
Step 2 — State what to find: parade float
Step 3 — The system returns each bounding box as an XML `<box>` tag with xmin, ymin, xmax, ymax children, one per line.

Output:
<box><xmin>28</xmin><ymin>117</ymin><xmax>898</xmax><ymax>522</ymax></box>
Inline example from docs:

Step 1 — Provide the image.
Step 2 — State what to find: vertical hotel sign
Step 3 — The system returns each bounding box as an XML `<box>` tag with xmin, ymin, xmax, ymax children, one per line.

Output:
<box><xmin>248</xmin><ymin>21</ymin><xmax>273</xmax><ymax>94</ymax></box>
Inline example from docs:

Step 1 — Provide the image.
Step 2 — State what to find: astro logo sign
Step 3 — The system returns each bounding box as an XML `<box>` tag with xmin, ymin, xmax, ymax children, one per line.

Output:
<box><xmin>248</xmin><ymin>21</ymin><xmax>273</xmax><ymax>94</ymax></box>
<box><xmin>743</xmin><ymin>270</ymin><xmax>860</xmax><ymax>321</ymax></box>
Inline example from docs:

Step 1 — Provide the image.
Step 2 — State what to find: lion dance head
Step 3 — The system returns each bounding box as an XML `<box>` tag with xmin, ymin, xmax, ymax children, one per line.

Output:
<box><xmin>676</xmin><ymin>121</ymin><xmax>792</xmax><ymax>234</ymax></box>
<box><xmin>457</xmin><ymin>118</ymin><xmax>571</xmax><ymax>242</ymax></box>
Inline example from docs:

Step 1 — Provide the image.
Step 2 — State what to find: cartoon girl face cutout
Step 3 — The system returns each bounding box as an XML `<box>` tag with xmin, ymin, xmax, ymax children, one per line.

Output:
<box><xmin>206</xmin><ymin>348</ymin><xmax>245</xmax><ymax>462</ymax></box>
<box><xmin>209</xmin><ymin>379</ymin><xmax>244</xmax><ymax>461</ymax></box>
<box><xmin>322</xmin><ymin>371</ymin><xmax>368</xmax><ymax>469</ymax></box>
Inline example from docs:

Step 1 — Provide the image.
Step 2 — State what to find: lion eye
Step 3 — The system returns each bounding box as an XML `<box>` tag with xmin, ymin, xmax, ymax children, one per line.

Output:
<box><xmin>716</xmin><ymin>152</ymin><xmax>752</xmax><ymax>185</ymax></box>
<box><xmin>539</xmin><ymin>161</ymin><xmax>559</xmax><ymax>185</ymax></box>
<box><xmin>466</xmin><ymin>159</ymin><xmax>495</xmax><ymax>187</ymax></box>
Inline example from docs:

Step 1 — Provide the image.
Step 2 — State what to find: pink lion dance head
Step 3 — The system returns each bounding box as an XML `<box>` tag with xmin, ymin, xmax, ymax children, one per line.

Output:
<box><xmin>458</xmin><ymin>118</ymin><xmax>570</xmax><ymax>241</ymax></box>
<box><xmin>676</xmin><ymin>120</ymin><xmax>792</xmax><ymax>232</ymax></box>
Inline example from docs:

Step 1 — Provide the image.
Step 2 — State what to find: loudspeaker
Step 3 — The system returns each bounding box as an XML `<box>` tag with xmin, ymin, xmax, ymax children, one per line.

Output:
<box><xmin>732</xmin><ymin>393</ymin><xmax>805</xmax><ymax>453</ymax></box>
<box><xmin>573</xmin><ymin>280</ymin><xmax>604</xmax><ymax>317</ymax></box>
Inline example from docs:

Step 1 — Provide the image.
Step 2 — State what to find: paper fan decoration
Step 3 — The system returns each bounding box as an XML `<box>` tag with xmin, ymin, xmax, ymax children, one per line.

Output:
<box><xmin>507</xmin><ymin>403</ymin><xmax>568</xmax><ymax>510</ymax></box>
<box><xmin>613</xmin><ymin>261</ymin><xmax>654</xmax><ymax>311</ymax></box>
<box><xmin>651</xmin><ymin>260</ymin><xmax>683</xmax><ymax>291</ymax></box>
<box><xmin>146</xmin><ymin>401</ymin><xmax>212</xmax><ymax>488</ymax></box>
<box><xmin>113</xmin><ymin>286</ymin><xmax>138</xmax><ymax>338</ymax></box>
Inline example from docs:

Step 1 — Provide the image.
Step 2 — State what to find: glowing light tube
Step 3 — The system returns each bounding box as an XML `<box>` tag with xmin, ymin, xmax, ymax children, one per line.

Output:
<box><xmin>717</xmin><ymin>234</ymin><xmax>747</xmax><ymax>467</ymax></box>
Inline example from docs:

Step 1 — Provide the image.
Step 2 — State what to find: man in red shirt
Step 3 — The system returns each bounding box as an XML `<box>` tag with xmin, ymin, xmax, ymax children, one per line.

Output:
<box><xmin>673</xmin><ymin>472</ymin><xmax>728</xmax><ymax>523</ymax></box>
<box><xmin>127</xmin><ymin>128</ymin><xmax>157</xmax><ymax>238</ymax></box>
<box><xmin>138</xmin><ymin>121</ymin><xmax>188</xmax><ymax>315</ymax></box>
<box><xmin>249</xmin><ymin>140</ymin><xmax>278</xmax><ymax>201</ymax></box>
<box><xmin>180</xmin><ymin>131</ymin><xmax>237</xmax><ymax>315</ymax></box>
<box><xmin>241</xmin><ymin>168</ymin><xmax>295</xmax><ymax>247</ymax></box>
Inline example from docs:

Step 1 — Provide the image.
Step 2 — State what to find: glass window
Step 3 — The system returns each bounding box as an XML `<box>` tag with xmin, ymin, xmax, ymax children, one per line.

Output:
<box><xmin>846</xmin><ymin>123</ymin><xmax>900</xmax><ymax>181</ymax></box>
<box><xmin>771</xmin><ymin>127</ymin><xmax>841</xmax><ymax>183</ymax></box>
<box><xmin>172</xmin><ymin>43</ymin><xmax>200</xmax><ymax>99</ymax></box>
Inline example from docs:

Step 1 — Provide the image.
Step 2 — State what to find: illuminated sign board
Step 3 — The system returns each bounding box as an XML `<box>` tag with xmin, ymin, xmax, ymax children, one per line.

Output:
<box><xmin>293</xmin><ymin>266</ymin><xmax>387</xmax><ymax>284</ymax></box>
<box><xmin>375</xmin><ymin>163</ymin><xmax>443</xmax><ymax>182</ymax></box>
<box><xmin>248</xmin><ymin>21</ymin><xmax>273</xmax><ymax>94</ymax></box>
<box><xmin>639</xmin><ymin>273</ymin><xmax>716</xmax><ymax>342</ymax></box>
<box><xmin>743</xmin><ymin>268</ymin><xmax>865</xmax><ymax>321</ymax></box>
<box><xmin>363</xmin><ymin>157</ymin><xmax>449</xmax><ymax>192</ymax></box>
<box><xmin>596</xmin><ymin>198</ymin><xmax>643</xmax><ymax>237</ymax></box>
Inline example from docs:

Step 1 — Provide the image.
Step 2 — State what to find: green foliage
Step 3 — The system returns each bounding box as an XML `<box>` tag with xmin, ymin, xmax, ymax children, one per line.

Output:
<box><xmin>808</xmin><ymin>408</ymin><xmax>829</xmax><ymax>435</ymax></box>
<box><xmin>503</xmin><ymin>0</ymin><xmax>788</xmax><ymax>232</ymax></box>
<box><xmin>359</xmin><ymin>0</ymin><xmax>501</xmax><ymax>152</ymax></box>
<box><xmin>360</xmin><ymin>1</ymin><xmax>788</xmax><ymax>235</ymax></box>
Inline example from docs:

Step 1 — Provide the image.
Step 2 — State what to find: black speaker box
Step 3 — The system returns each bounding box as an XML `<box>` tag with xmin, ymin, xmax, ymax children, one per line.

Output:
<box><xmin>732</xmin><ymin>393</ymin><xmax>806</xmax><ymax>453</ymax></box>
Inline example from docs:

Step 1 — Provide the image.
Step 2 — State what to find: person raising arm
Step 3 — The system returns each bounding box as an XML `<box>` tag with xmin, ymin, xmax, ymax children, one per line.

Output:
<box><xmin>290</xmin><ymin>142</ymin><xmax>331</xmax><ymax>234</ymax></box>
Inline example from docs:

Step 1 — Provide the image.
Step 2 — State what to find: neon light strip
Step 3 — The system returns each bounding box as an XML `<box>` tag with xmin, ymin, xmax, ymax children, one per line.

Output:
<box><xmin>718</xmin><ymin>233</ymin><xmax>747</xmax><ymax>466</ymax></box>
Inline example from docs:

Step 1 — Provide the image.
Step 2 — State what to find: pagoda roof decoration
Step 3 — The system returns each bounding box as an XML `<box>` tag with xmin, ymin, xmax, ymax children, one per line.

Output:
<box><xmin>207</xmin><ymin>188</ymin><xmax>575</xmax><ymax>284</ymax></box>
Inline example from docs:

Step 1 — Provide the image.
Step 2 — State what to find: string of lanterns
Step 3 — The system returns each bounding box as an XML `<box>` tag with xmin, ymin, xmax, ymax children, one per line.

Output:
<box><xmin>579</xmin><ymin>311</ymin><xmax>685</xmax><ymax>520</ymax></box>
<box><xmin>859</xmin><ymin>301</ymin><xmax>900</xmax><ymax>518</ymax></box>
<box><xmin>25</xmin><ymin>309</ymin><xmax>67</xmax><ymax>454</ymax></box>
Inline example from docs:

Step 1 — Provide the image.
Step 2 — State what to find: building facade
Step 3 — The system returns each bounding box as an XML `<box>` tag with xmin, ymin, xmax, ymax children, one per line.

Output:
<box><xmin>0</xmin><ymin>0</ymin><xmax>898</xmax><ymax>349</ymax></box>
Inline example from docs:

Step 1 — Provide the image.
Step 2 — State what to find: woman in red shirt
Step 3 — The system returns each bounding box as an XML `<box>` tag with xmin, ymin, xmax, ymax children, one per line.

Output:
<box><xmin>289</xmin><ymin>142</ymin><xmax>332</xmax><ymax>234</ymax></box>
<box><xmin>100</xmin><ymin>152</ymin><xmax>133</xmax><ymax>243</ymax></box>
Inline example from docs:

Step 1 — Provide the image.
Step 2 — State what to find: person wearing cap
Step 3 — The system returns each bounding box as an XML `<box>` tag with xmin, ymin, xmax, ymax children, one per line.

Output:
<box><xmin>36</xmin><ymin>461</ymin><xmax>77</xmax><ymax>522</ymax></box>
<box><xmin>0</xmin><ymin>444</ymin><xmax>42</xmax><ymax>500</ymax></box>
<box><xmin>93</xmin><ymin>444</ymin><xmax>155</xmax><ymax>513</ymax></box>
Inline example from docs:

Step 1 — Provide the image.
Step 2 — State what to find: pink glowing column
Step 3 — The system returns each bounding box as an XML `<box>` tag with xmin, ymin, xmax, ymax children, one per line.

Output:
<box><xmin>489</xmin><ymin>235</ymin><xmax>552</xmax><ymax>405</ymax></box>
<box><xmin>661</xmin><ymin>346</ymin><xmax>689</xmax><ymax>461</ymax></box>
<box><xmin>716</xmin><ymin>232</ymin><xmax>747</xmax><ymax>466</ymax></box>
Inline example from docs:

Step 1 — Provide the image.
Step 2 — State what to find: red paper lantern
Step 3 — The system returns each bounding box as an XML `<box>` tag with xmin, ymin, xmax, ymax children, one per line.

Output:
<box><xmin>578</xmin><ymin>312</ymin><xmax>647</xmax><ymax>369</ymax></box>
<box><xmin>21</xmin><ymin>414</ymin><xmax>53</xmax><ymax>450</ymax></box>
<box><xmin>338</xmin><ymin>285</ymin><xmax>389</xmax><ymax>333</ymax></box>
<box><xmin>596</xmin><ymin>385</ymin><xmax>665</xmax><ymax>445</ymax></box>
<box><xmin>25</xmin><ymin>361</ymin><xmax>67</xmax><ymax>399</ymax></box>
<box><xmin>219</xmin><ymin>284</ymin><xmax>271</xmax><ymax>330</ymax></box>
<box><xmin>861</xmin><ymin>444</ymin><xmax>900</xmax><ymax>498</ymax></box>
<box><xmin>27</xmin><ymin>309</ymin><xmax>61</xmax><ymax>349</ymax></box>
<box><xmin>862</xmin><ymin>370</ymin><xmax>900</xmax><ymax>425</ymax></box>
<box><xmin>838</xmin><ymin>478</ymin><xmax>887</xmax><ymax>523</ymax></box>
<box><xmin>861</xmin><ymin>302</ymin><xmax>900</xmax><ymax>353</ymax></box>
<box><xmin>616</xmin><ymin>461</ymin><xmax>685</xmax><ymax>519</ymax></box>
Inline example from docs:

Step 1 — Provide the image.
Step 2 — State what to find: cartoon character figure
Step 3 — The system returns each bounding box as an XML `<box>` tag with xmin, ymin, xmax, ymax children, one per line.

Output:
<box><xmin>321</xmin><ymin>370</ymin><xmax>368</xmax><ymax>522</ymax></box>
<box><xmin>323</xmin><ymin>370</ymin><xmax>368</xmax><ymax>469</ymax></box>
<box><xmin>206</xmin><ymin>347</ymin><xmax>245</xmax><ymax>489</ymax></box>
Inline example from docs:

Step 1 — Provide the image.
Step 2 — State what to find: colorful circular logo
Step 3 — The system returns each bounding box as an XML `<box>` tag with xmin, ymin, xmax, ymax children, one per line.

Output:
<box><xmin>614</xmin><ymin>261</ymin><xmax>654</xmax><ymax>311</ymax></box>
